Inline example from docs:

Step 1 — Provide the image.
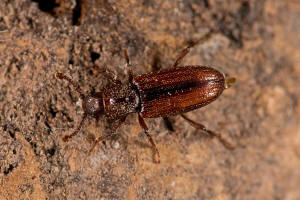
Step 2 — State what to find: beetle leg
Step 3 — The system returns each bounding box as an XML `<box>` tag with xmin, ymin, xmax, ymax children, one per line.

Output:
<box><xmin>173</xmin><ymin>29</ymin><xmax>215</xmax><ymax>68</ymax></box>
<box><xmin>95</xmin><ymin>67</ymin><xmax>122</xmax><ymax>85</ymax></box>
<box><xmin>172</xmin><ymin>46</ymin><xmax>192</xmax><ymax>68</ymax></box>
<box><xmin>89</xmin><ymin>134</ymin><xmax>111</xmax><ymax>154</ymax></box>
<box><xmin>163</xmin><ymin>117</ymin><xmax>174</xmax><ymax>132</ymax></box>
<box><xmin>181</xmin><ymin>114</ymin><xmax>235</xmax><ymax>150</ymax></box>
<box><xmin>123</xmin><ymin>49</ymin><xmax>133</xmax><ymax>84</ymax></box>
<box><xmin>103</xmin><ymin>69</ymin><xmax>122</xmax><ymax>85</ymax></box>
<box><xmin>138</xmin><ymin>114</ymin><xmax>160</xmax><ymax>163</ymax></box>
<box><xmin>63</xmin><ymin>113</ymin><xmax>87</xmax><ymax>142</ymax></box>
<box><xmin>89</xmin><ymin>117</ymin><xmax>126</xmax><ymax>153</ymax></box>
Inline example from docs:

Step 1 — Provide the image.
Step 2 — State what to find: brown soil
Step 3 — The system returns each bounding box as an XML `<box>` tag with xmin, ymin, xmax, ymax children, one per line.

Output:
<box><xmin>0</xmin><ymin>0</ymin><xmax>299</xmax><ymax>199</ymax></box>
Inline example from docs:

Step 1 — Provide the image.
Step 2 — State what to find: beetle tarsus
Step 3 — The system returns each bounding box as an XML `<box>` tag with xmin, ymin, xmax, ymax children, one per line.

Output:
<box><xmin>181</xmin><ymin>114</ymin><xmax>235</xmax><ymax>150</ymax></box>
<box><xmin>138</xmin><ymin>114</ymin><xmax>160</xmax><ymax>163</ymax></box>
<box><xmin>173</xmin><ymin>30</ymin><xmax>215</xmax><ymax>68</ymax></box>
<box><xmin>88</xmin><ymin>117</ymin><xmax>126</xmax><ymax>154</ymax></box>
<box><xmin>89</xmin><ymin>134</ymin><xmax>110</xmax><ymax>154</ymax></box>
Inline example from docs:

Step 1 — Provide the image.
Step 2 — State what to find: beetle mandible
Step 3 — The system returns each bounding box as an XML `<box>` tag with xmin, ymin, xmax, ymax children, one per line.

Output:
<box><xmin>56</xmin><ymin>30</ymin><xmax>236</xmax><ymax>163</ymax></box>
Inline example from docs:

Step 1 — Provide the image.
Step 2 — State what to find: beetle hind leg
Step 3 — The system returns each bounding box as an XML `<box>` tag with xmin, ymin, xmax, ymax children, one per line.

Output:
<box><xmin>181</xmin><ymin>114</ymin><xmax>235</xmax><ymax>150</ymax></box>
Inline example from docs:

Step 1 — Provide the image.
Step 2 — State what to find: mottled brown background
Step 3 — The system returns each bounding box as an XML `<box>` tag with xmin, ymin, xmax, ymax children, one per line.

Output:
<box><xmin>0</xmin><ymin>0</ymin><xmax>299</xmax><ymax>200</ymax></box>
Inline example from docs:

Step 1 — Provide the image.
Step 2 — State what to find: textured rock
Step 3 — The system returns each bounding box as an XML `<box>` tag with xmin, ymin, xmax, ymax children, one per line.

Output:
<box><xmin>0</xmin><ymin>0</ymin><xmax>299</xmax><ymax>199</ymax></box>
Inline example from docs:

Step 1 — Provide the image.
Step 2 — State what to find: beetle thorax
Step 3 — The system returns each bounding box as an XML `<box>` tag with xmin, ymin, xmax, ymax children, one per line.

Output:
<box><xmin>102</xmin><ymin>84</ymin><xmax>140</xmax><ymax>120</ymax></box>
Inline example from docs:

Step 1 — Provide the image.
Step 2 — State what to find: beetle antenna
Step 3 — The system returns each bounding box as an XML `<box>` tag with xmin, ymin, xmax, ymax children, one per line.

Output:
<box><xmin>56</xmin><ymin>72</ymin><xmax>88</xmax><ymax>142</ymax></box>
<box><xmin>56</xmin><ymin>72</ymin><xmax>85</xmax><ymax>100</ymax></box>
<box><xmin>62</xmin><ymin>113</ymin><xmax>87</xmax><ymax>142</ymax></box>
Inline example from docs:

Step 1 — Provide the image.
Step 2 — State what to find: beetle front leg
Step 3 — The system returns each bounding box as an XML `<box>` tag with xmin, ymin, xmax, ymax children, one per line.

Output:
<box><xmin>98</xmin><ymin>68</ymin><xmax>122</xmax><ymax>85</ymax></box>
<box><xmin>181</xmin><ymin>114</ymin><xmax>235</xmax><ymax>150</ymax></box>
<box><xmin>123</xmin><ymin>49</ymin><xmax>133</xmax><ymax>84</ymax></box>
<box><xmin>89</xmin><ymin>117</ymin><xmax>126</xmax><ymax>154</ymax></box>
<box><xmin>138</xmin><ymin>114</ymin><xmax>160</xmax><ymax>163</ymax></box>
<box><xmin>89</xmin><ymin>64</ymin><xmax>122</xmax><ymax>85</ymax></box>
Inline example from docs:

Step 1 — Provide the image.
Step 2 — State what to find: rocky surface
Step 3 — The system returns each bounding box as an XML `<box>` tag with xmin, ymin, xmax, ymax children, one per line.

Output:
<box><xmin>0</xmin><ymin>0</ymin><xmax>299</xmax><ymax>199</ymax></box>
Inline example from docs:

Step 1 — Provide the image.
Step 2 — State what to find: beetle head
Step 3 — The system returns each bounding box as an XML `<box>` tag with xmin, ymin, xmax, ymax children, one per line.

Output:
<box><xmin>83</xmin><ymin>92</ymin><xmax>104</xmax><ymax>118</ymax></box>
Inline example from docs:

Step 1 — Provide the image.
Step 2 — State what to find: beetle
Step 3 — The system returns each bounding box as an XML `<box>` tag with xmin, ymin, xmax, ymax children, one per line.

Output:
<box><xmin>56</xmin><ymin>31</ymin><xmax>235</xmax><ymax>163</ymax></box>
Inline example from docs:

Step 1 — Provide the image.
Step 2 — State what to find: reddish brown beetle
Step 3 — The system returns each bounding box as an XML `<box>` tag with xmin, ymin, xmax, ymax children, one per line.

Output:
<box><xmin>56</xmin><ymin>31</ymin><xmax>235</xmax><ymax>163</ymax></box>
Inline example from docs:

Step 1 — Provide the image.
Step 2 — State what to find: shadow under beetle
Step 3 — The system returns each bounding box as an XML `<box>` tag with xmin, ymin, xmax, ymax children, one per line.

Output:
<box><xmin>56</xmin><ymin>30</ymin><xmax>236</xmax><ymax>163</ymax></box>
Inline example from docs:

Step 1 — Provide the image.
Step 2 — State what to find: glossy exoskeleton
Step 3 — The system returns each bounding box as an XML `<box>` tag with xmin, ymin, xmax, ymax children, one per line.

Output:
<box><xmin>56</xmin><ymin>31</ymin><xmax>235</xmax><ymax>163</ymax></box>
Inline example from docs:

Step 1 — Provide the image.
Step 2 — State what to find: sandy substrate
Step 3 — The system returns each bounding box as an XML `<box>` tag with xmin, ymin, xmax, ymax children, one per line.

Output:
<box><xmin>0</xmin><ymin>0</ymin><xmax>299</xmax><ymax>199</ymax></box>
